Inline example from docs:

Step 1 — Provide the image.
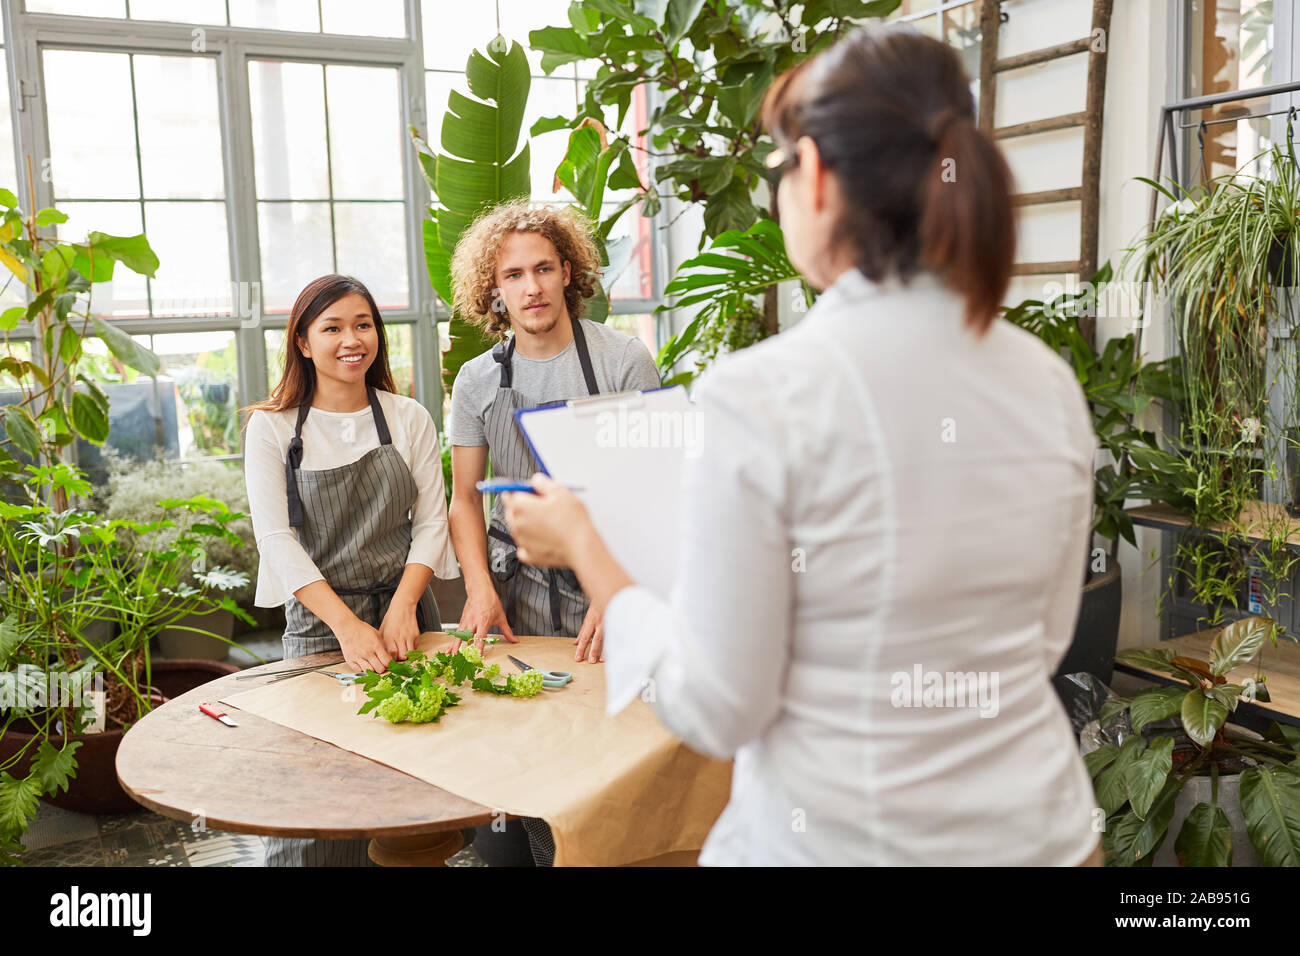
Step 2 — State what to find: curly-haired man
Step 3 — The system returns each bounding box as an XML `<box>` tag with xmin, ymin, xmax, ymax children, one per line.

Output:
<box><xmin>445</xmin><ymin>199</ymin><xmax>660</xmax><ymax>659</ymax></box>
<box><xmin>444</xmin><ymin>200</ymin><xmax>659</xmax><ymax>866</ymax></box>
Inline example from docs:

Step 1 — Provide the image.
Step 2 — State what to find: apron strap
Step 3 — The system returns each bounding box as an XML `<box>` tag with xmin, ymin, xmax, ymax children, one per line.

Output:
<box><xmin>285</xmin><ymin>399</ymin><xmax>312</xmax><ymax>528</ymax></box>
<box><xmin>492</xmin><ymin>336</ymin><xmax>517</xmax><ymax>388</ymax></box>
<box><xmin>569</xmin><ymin>316</ymin><xmax>600</xmax><ymax>396</ymax></box>
<box><xmin>367</xmin><ymin>385</ymin><xmax>393</xmax><ymax>445</ymax></box>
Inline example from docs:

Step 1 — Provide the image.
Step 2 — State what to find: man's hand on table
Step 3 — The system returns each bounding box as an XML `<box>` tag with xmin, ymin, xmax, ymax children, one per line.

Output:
<box><xmin>449</xmin><ymin>587</ymin><xmax>517</xmax><ymax>656</ymax></box>
<box><xmin>574</xmin><ymin>604</ymin><xmax>604</xmax><ymax>663</ymax></box>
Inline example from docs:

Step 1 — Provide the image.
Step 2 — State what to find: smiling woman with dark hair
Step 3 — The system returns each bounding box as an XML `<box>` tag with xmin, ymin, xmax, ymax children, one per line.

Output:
<box><xmin>504</xmin><ymin>25</ymin><xmax>1103</xmax><ymax>867</ymax></box>
<box><xmin>243</xmin><ymin>273</ymin><xmax>460</xmax><ymax>867</ymax></box>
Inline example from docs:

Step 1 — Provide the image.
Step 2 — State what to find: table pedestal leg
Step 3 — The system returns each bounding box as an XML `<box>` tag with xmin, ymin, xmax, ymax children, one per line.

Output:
<box><xmin>368</xmin><ymin>830</ymin><xmax>464</xmax><ymax>867</ymax></box>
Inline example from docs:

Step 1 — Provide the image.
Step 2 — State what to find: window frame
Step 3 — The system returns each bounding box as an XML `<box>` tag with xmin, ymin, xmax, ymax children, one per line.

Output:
<box><xmin>0</xmin><ymin>0</ymin><xmax>668</xmax><ymax>447</ymax></box>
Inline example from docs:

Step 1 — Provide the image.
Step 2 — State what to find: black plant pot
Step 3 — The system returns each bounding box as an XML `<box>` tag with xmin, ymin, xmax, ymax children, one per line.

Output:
<box><xmin>1052</xmin><ymin>558</ymin><xmax>1122</xmax><ymax>708</ymax></box>
<box><xmin>1268</xmin><ymin>235</ymin><xmax>1297</xmax><ymax>287</ymax></box>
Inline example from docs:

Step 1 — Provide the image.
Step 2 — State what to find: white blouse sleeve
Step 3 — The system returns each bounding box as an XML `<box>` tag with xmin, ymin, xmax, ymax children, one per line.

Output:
<box><xmin>1039</xmin><ymin>363</ymin><xmax>1098</xmax><ymax>673</ymax></box>
<box><xmin>243</xmin><ymin>410</ymin><xmax>326</xmax><ymax>607</ymax></box>
<box><xmin>602</xmin><ymin>362</ymin><xmax>793</xmax><ymax>759</ymax></box>
<box><xmin>403</xmin><ymin>401</ymin><xmax>462</xmax><ymax>579</ymax></box>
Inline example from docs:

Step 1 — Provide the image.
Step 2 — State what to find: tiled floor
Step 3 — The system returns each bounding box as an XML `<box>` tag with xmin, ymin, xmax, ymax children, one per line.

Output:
<box><xmin>20</xmin><ymin>802</ymin><xmax>489</xmax><ymax>866</ymax></box>
<box><xmin>16</xmin><ymin>628</ymin><xmax>488</xmax><ymax>867</ymax></box>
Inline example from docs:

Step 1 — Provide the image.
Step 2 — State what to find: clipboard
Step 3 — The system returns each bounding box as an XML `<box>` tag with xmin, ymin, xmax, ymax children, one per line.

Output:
<box><xmin>514</xmin><ymin>386</ymin><xmax>694</xmax><ymax>599</ymax></box>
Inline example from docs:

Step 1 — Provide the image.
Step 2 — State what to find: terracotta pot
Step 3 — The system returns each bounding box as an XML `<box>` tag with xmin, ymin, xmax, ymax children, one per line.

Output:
<box><xmin>0</xmin><ymin>658</ymin><xmax>239</xmax><ymax>815</ymax></box>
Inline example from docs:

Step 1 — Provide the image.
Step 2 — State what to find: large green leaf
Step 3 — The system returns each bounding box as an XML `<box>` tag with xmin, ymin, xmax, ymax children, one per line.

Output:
<box><xmin>70</xmin><ymin>389</ymin><xmax>109</xmax><ymax>444</ymax></box>
<box><xmin>1181</xmin><ymin>690</ymin><xmax>1230</xmax><ymax>748</ymax></box>
<box><xmin>2</xmin><ymin>405</ymin><xmax>41</xmax><ymax>459</ymax></box>
<box><xmin>1103</xmin><ymin>776</ymin><xmax>1183</xmax><ymax>865</ymax></box>
<box><xmin>31</xmin><ymin>740</ymin><xmax>81</xmax><ymax>796</ymax></box>
<box><xmin>1095</xmin><ymin>735</ymin><xmax>1146</xmax><ymax>816</ymax></box>
<box><xmin>1083</xmin><ymin>744</ymin><xmax>1120</xmax><ymax>778</ymax></box>
<box><xmin>85</xmin><ymin>231</ymin><xmax>158</xmax><ymax>278</ymax></box>
<box><xmin>1210</xmin><ymin>616</ymin><xmax>1269</xmax><ymax>677</ymax></box>
<box><xmin>91</xmin><ymin>314</ymin><xmax>161</xmax><ymax>376</ymax></box>
<box><xmin>0</xmin><ymin>771</ymin><xmax>41</xmax><ymax>833</ymax></box>
<box><xmin>414</xmin><ymin>37</ymin><xmax>532</xmax><ymax>394</ymax></box>
<box><xmin>1115</xmin><ymin>646</ymin><xmax>1177</xmax><ymax>673</ymax></box>
<box><xmin>1124</xmin><ymin>736</ymin><xmax>1174</xmax><ymax>819</ymax></box>
<box><xmin>1129</xmin><ymin>686</ymin><xmax>1189</xmax><ymax>732</ymax></box>
<box><xmin>1175</xmin><ymin>802</ymin><xmax>1233</xmax><ymax>866</ymax></box>
<box><xmin>1240</xmin><ymin>766</ymin><xmax>1300</xmax><ymax>866</ymax></box>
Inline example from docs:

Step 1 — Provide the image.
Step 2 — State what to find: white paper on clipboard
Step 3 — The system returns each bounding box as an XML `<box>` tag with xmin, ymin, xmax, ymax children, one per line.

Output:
<box><xmin>515</xmin><ymin>386</ymin><xmax>694</xmax><ymax>600</ymax></box>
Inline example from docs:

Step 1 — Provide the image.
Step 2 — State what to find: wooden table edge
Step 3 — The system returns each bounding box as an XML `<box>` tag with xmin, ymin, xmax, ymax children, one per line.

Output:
<box><xmin>115</xmin><ymin>650</ymin><xmax>503</xmax><ymax>840</ymax></box>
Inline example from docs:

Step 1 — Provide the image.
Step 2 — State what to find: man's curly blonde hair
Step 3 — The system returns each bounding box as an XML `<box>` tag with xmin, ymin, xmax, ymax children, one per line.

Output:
<box><xmin>450</xmin><ymin>200</ymin><xmax>602</xmax><ymax>339</ymax></box>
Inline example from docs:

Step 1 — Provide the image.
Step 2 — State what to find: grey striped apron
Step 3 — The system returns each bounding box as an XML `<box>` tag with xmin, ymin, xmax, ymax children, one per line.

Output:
<box><xmin>264</xmin><ymin>385</ymin><xmax>441</xmax><ymax>868</ymax></box>
<box><xmin>484</xmin><ymin>318</ymin><xmax>599</xmax><ymax>638</ymax></box>
<box><xmin>475</xmin><ymin>317</ymin><xmax>599</xmax><ymax>868</ymax></box>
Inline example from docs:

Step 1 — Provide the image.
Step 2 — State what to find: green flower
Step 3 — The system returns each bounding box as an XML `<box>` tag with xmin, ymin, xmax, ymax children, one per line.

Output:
<box><xmin>507</xmin><ymin>669</ymin><xmax>544</xmax><ymax>698</ymax></box>
<box><xmin>409</xmin><ymin>684</ymin><xmax>448</xmax><ymax>723</ymax></box>
<box><xmin>377</xmin><ymin>692</ymin><xmax>412</xmax><ymax>723</ymax></box>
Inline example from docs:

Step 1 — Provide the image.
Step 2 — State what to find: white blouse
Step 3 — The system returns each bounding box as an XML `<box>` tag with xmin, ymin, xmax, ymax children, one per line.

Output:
<box><xmin>603</xmin><ymin>268</ymin><xmax>1100</xmax><ymax>866</ymax></box>
<box><xmin>243</xmin><ymin>389</ymin><xmax>460</xmax><ymax>608</ymax></box>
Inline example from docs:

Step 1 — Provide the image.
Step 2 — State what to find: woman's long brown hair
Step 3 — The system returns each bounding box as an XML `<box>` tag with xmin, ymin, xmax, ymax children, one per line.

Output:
<box><xmin>244</xmin><ymin>274</ymin><xmax>397</xmax><ymax>419</ymax></box>
<box><xmin>761</xmin><ymin>26</ymin><xmax>1016</xmax><ymax>334</ymax></box>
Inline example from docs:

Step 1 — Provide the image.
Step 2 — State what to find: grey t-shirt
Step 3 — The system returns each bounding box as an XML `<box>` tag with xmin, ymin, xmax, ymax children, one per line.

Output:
<box><xmin>447</xmin><ymin>318</ymin><xmax>661</xmax><ymax>446</ymax></box>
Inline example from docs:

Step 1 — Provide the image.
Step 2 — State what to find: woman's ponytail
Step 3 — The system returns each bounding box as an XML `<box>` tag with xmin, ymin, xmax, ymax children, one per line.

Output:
<box><xmin>762</xmin><ymin>26</ymin><xmax>1018</xmax><ymax>336</ymax></box>
<box><xmin>919</xmin><ymin>111</ymin><xmax>1016</xmax><ymax>333</ymax></box>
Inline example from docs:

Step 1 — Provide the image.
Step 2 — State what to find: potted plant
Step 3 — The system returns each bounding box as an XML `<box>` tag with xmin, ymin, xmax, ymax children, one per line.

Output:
<box><xmin>1084</xmin><ymin>616</ymin><xmax>1300</xmax><ymax>866</ymax></box>
<box><xmin>0</xmin><ymin>462</ymin><xmax>252</xmax><ymax>860</ymax></box>
<box><xmin>100</xmin><ymin>454</ymin><xmax>259</xmax><ymax>660</ymax></box>
<box><xmin>1125</xmin><ymin>145</ymin><xmax>1300</xmax><ymax>641</ymax></box>
<box><xmin>1003</xmin><ymin>264</ymin><xmax>1190</xmax><ymax>698</ymax></box>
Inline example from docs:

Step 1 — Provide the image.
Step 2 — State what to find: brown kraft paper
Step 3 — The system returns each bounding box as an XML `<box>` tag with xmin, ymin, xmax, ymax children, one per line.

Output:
<box><xmin>220</xmin><ymin>632</ymin><xmax>733</xmax><ymax>866</ymax></box>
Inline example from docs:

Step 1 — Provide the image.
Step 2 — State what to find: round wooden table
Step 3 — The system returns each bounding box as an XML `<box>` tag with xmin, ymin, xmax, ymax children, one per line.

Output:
<box><xmin>115</xmin><ymin>651</ymin><xmax>496</xmax><ymax>866</ymax></box>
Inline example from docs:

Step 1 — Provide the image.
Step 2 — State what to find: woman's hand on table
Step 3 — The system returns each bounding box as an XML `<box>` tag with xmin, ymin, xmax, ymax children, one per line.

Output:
<box><xmin>378</xmin><ymin>595</ymin><xmax>420</xmax><ymax>660</ymax></box>
<box><xmin>574</xmin><ymin>605</ymin><xmax>604</xmax><ymax>664</ymax></box>
<box><xmin>450</xmin><ymin>588</ymin><xmax>517</xmax><ymax>655</ymax></box>
<box><xmin>335</xmin><ymin>617</ymin><xmax>394</xmax><ymax>674</ymax></box>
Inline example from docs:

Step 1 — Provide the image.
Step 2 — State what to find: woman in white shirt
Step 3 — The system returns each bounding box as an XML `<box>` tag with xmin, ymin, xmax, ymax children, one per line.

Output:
<box><xmin>243</xmin><ymin>274</ymin><xmax>459</xmax><ymax>866</ymax></box>
<box><xmin>503</xmin><ymin>26</ymin><xmax>1102</xmax><ymax>866</ymax></box>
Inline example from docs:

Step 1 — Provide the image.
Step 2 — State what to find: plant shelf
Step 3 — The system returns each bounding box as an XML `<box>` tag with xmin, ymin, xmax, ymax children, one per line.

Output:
<box><xmin>1113</xmin><ymin>626</ymin><xmax>1300</xmax><ymax>727</ymax></box>
<box><xmin>1126</xmin><ymin>501</ymin><xmax>1300</xmax><ymax>549</ymax></box>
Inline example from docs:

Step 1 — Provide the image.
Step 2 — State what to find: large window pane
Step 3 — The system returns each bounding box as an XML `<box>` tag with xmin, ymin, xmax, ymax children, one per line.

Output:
<box><xmin>327</xmin><ymin>66</ymin><xmax>403</xmax><ymax>200</ymax></box>
<box><xmin>150</xmin><ymin>331</ymin><xmax>241</xmax><ymax>458</ymax></box>
<box><xmin>1186</xmin><ymin>0</ymin><xmax>1276</xmax><ymax>181</ymax></box>
<box><xmin>26</xmin><ymin>0</ymin><xmax>125</xmax><ymax>16</ymax></box>
<box><xmin>43</xmin><ymin>50</ymin><xmax>138</xmax><ymax>199</ymax></box>
<box><xmin>497</xmin><ymin>0</ymin><xmax>572</xmax><ymax>74</ymax></box>
<box><xmin>55</xmin><ymin>201</ymin><xmax>147</xmax><ymax>317</ymax></box>
<box><xmin>128</xmin><ymin>0</ymin><xmax>227</xmax><ymax>25</ymax></box>
<box><xmin>334</xmin><ymin>202</ymin><xmax>408</xmax><ymax>309</ymax></box>
<box><xmin>145</xmin><ymin>202</ymin><xmax>232</xmax><ymax>316</ymax></box>
<box><xmin>250</xmin><ymin>61</ymin><xmax>330</xmax><ymax>200</ymax></box>
<box><xmin>135</xmin><ymin>55</ymin><xmax>224</xmax><ymax>200</ymax></box>
<box><xmin>422</xmin><ymin>2</ymin><xmax>498</xmax><ymax>71</ymax></box>
<box><xmin>321</xmin><ymin>0</ymin><xmax>405</xmax><ymax>37</ymax></box>
<box><xmin>257</xmin><ymin>201</ymin><xmax>333</xmax><ymax>312</ymax></box>
<box><xmin>0</xmin><ymin>51</ymin><xmax>17</xmax><ymax>200</ymax></box>
<box><xmin>526</xmin><ymin>77</ymin><xmax>584</xmax><ymax>201</ymax></box>
<box><xmin>385</xmin><ymin>323</ymin><xmax>415</xmax><ymax>398</ymax></box>
<box><xmin>228</xmin><ymin>0</ymin><xmax>319</xmax><ymax>32</ymax></box>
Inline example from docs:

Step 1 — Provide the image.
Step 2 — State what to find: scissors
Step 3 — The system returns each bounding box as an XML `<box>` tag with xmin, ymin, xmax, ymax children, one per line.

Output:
<box><xmin>508</xmin><ymin>655</ymin><xmax>572</xmax><ymax>688</ymax></box>
<box><xmin>313</xmin><ymin>670</ymin><xmax>365</xmax><ymax>686</ymax></box>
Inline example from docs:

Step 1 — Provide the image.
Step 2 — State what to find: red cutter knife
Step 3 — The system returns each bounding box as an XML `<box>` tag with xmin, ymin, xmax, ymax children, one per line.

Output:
<box><xmin>199</xmin><ymin>702</ymin><xmax>238</xmax><ymax>727</ymax></box>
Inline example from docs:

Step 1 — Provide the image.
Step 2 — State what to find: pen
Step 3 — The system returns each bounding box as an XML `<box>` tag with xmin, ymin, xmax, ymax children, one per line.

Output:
<box><xmin>475</xmin><ymin>479</ymin><xmax>584</xmax><ymax>494</ymax></box>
